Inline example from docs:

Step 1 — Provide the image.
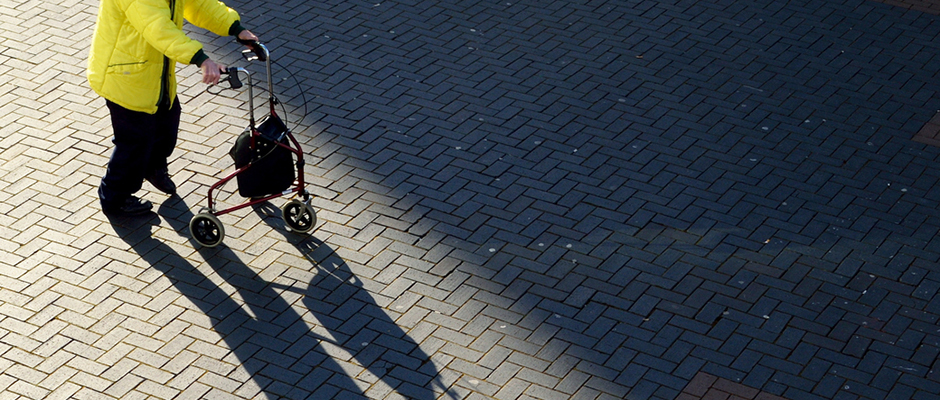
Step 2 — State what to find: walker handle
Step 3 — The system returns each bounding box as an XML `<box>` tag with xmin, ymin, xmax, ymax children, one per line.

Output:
<box><xmin>221</xmin><ymin>68</ymin><xmax>243</xmax><ymax>89</ymax></box>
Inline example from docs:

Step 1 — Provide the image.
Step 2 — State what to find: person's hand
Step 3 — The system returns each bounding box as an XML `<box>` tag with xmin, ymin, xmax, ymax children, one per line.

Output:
<box><xmin>201</xmin><ymin>59</ymin><xmax>225</xmax><ymax>85</ymax></box>
<box><xmin>238</xmin><ymin>30</ymin><xmax>259</xmax><ymax>44</ymax></box>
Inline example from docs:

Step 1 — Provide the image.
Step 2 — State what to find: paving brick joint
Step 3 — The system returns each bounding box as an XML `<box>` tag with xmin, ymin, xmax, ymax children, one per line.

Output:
<box><xmin>1</xmin><ymin>0</ymin><xmax>940</xmax><ymax>399</ymax></box>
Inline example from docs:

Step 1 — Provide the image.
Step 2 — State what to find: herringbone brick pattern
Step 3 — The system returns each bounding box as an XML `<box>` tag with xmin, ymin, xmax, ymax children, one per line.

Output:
<box><xmin>1</xmin><ymin>0</ymin><xmax>940</xmax><ymax>399</ymax></box>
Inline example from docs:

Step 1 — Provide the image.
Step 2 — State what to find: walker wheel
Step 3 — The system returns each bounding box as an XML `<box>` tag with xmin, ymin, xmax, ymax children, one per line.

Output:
<box><xmin>190</xmin><ymin>212</ymin><xmax>225</xmax><ymax>247</ymax></box>
<box><xmin>281</xmin><ymin>199</ymin><xmax>316</xmax><ymax>233</ymax></box>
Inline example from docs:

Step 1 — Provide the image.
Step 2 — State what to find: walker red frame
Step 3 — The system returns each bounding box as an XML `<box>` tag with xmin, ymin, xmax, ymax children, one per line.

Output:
<box><xmin>202</xmin><ymin>41</ymin><xmax>310</xmax><ymax>217</ymax></box>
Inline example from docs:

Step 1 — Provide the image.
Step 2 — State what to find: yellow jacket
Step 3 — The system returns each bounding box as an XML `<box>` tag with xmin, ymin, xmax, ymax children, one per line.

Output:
<box><xmin>87</xmin><ymin>0</ymin><xmax>240</xmax><ymax>114</ymax></box>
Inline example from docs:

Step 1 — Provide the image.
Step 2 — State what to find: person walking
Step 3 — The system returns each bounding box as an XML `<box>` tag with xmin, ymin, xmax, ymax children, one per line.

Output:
<box><xmin>87</xmin><ymin>0</ymin><xmax>258</xmax><ymax>216</ymax></box>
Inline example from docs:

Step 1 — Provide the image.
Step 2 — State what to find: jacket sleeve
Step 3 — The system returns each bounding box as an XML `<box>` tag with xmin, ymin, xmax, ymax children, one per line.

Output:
<box><xmin>183</xmin><ymin>0</ymin><xmax>240</xmax><ymax>37</ymax></box>
<box><xmin>121</xmin><ymin>0</ymin><xmax>204</xmax><ymax>65</ymax></box>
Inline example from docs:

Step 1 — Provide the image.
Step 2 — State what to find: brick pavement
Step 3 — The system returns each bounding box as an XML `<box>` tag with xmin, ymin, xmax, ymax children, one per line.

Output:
<box><xmin>2</xmin><ymin>0</ymin><xmax>940</xmax><ymax>399</ymax></box>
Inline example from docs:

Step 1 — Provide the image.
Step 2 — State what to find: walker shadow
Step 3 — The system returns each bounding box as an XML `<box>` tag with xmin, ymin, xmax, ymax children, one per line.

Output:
<box><xmin>252</xmin><ymin>201</ymin><xmax>456</xmax><ymax>400</ymax></box>
<box><xmin>108</xmin><ymin>195</ymin><xmax>452</xmax><ymax>399</ymax></box>
<box><xmin>108</xmin><ymin>196</ymin><xmax>365</xmax><ymax>399</ymax></box>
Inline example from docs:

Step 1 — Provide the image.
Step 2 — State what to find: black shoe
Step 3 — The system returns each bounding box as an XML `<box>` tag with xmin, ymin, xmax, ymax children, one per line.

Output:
<box><xmin>102</xmin><ymin>196</ymin><xmax>153</xmax><ymax>216</ymax></box>
<box><xmin>146</xmin><ymin>167</ymin><xmax>177</xmax><ymax>195</ymax></box>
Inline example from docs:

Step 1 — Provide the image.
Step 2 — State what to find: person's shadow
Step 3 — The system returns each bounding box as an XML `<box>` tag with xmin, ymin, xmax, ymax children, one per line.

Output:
<box><xmin>107</xmin><ymin>195</ymin><xmax>453</xmax><ymax>399</ymax></box>
<box><xmin>252</xmin><ymin>201</ymin><xmax>456</xmax><ymax>400</ymax></box>
<box><xmin>109</xmin><ymin>196</ymin><xmax>364</xmax><ymax>399</ymax></box>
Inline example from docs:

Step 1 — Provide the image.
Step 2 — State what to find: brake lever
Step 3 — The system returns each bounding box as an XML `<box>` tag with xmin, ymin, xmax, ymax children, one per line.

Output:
<box><xmin>237</xmin><ymin>38</ymin><xmax>267</xmax><ymax>62</ymax></box>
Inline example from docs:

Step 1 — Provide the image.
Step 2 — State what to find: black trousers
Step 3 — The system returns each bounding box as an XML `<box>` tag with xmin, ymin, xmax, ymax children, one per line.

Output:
<box><xmin>99</xmin><ymin>98</ymin><xmax>181</xmax><ymax>208</ymax></box>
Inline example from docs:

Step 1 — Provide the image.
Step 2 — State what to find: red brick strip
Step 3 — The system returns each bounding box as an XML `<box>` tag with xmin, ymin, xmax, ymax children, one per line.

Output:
<box><xmin>869</xmin><ymin>0</ymin><xmax>940</xmax><ymax>14</ymax></box>
<box><xmin>914</xmin><ymin>111</ymin><xmax>940</xmax><ymax>147</ymax></box>
<box><xmin>678</xmin><ymin>372</ymin><xmax>788</xmax><ymax>400</ymax></box>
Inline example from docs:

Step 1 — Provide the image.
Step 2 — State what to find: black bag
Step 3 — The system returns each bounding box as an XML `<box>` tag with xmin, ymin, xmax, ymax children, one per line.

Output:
<box><xmin>228</xmin><ymin>116</ymin><xmax>295</xmax><ymax>198</ymax></box>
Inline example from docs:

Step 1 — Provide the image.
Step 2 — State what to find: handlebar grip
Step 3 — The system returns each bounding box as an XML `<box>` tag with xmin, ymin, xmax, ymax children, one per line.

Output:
<box><xmin>237</xmin><ymin>38</ymin><xmax>267</xmax><ymax>62</ymax></box>
<box><xmin>222</xmin><ymin>68</ymin><xmax>243</xmax><ymax>89</ymax></box>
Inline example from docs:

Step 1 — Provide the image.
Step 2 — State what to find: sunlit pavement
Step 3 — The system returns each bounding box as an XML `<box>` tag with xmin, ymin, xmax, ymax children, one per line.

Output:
<box><xmin>2</xmin><ymin>0</ymin><xmax>940</xmax><ymax>398</ymax></box>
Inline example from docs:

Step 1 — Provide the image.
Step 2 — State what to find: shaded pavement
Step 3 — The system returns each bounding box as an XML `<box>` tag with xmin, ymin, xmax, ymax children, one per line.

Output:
<box><xmin>1</xmin><ymin>0</ymin><xmax>940</xmax><ymax>399</ymax></box>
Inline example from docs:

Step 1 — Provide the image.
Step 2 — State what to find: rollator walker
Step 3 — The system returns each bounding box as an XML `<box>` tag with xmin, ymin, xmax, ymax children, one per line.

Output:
<box><xmin>189</xmin><ymin>41</ymin><xmax>316</xmax><ymax>247</ymax></box>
